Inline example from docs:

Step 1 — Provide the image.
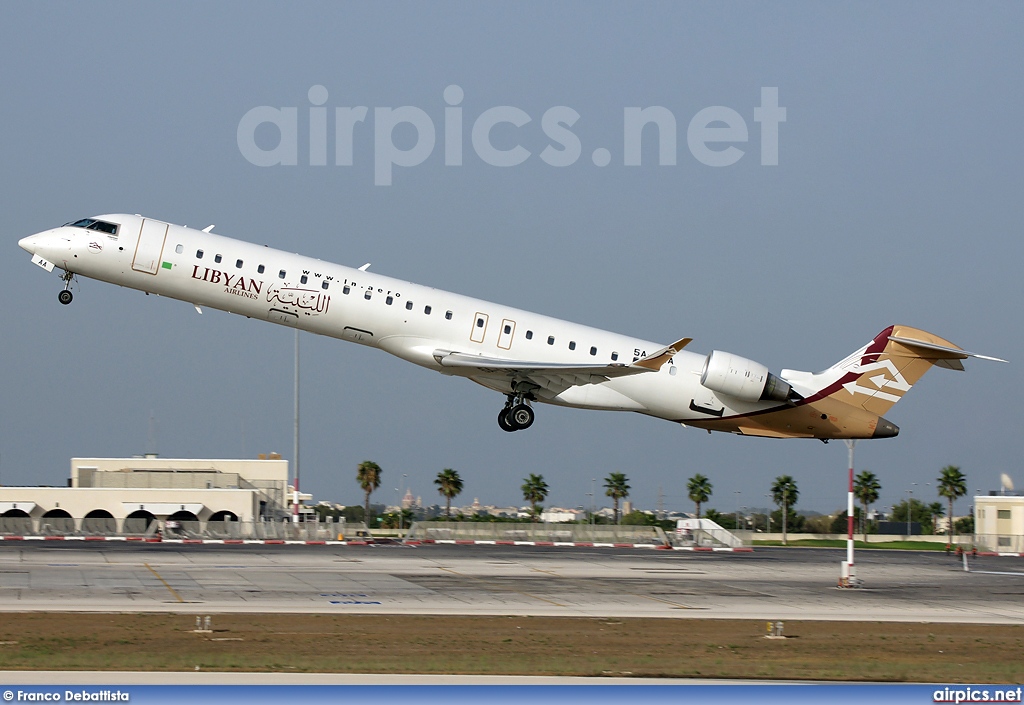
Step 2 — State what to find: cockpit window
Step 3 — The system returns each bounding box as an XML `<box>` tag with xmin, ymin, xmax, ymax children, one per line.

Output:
<box><xmin>67</xmin><ymin>218</ymin><xmax>118</xmax><ymax>235</ymax></box>
<box><xmin>90</xmin><ymin>221</ymin><xmax>117</xmax><ymax>234</ymax></box>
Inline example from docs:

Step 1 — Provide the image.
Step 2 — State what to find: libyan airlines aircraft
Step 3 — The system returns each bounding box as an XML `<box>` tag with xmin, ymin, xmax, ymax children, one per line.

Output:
<box><xmin>18</xmin><ymin>214</ymin><xmax>1004</xmax><ymax>439</ymax></box>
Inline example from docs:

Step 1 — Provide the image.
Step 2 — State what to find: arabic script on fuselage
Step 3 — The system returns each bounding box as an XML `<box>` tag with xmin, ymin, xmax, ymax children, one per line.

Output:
<box><xmin>266</xmin><ymin>284</ymin><xmax>330</xmax><ymax>314</ymax></box>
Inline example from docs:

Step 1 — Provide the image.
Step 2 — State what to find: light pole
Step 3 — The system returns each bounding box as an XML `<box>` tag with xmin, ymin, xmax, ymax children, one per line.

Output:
<box><xmin>394</xmin><ymin>484</ymin><xmax>401</xmax><ymax>530</ymax></box>
<box><xmin>919</xmin><ymin>482</ymin><xmax>932</xmax><ymax>532</ymax></box>
<box><xmin>906</xmin><ymin>487</ymin><xmax>914</xmax><ymax>536</ymax></box>
<box><xmin>765</xmin><ymin>493</ymin><xmax>772</xmax><ymax>533</ymax></box>
<box><xmin>734</xmin><ymin>490</ymin><xmax>740</xmax><ymax>529</ymax></box>
<box><xmin>402</xmin><ymin>473</ymin><xmax>408</xmax><ymax>530</ymax></box>
<box><xmin>591</xmin><ymin>478</ymin><xmax>596</xmax><ymax>526</ymax></box>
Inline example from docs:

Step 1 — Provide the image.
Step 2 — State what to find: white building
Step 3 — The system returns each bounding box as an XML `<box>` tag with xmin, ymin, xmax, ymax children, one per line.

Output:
<box><xmin>975</xmin><ymin>494</ymin><xmax>1024</xmax><ymax>553</ymax></box>
<box><xmin>0</xmin><ymin>456</ymin><xmax>290</xmax><ymax>536</ymax></box>
<box><xmin>539</xmin><ymin>508</ymin><xmax>584</xmax><ymax>523</ymax></box>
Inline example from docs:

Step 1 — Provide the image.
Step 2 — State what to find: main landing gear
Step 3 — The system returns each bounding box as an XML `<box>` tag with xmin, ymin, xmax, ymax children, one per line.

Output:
<box><xmin>58</xmin><ymin>270</ymin><xmax>75</xmax><ymax>305</ymax></box>
<box><xmin>498</xmin><ymin>394</ymin><xmax>535</xmax><ymax>432</ymax></box>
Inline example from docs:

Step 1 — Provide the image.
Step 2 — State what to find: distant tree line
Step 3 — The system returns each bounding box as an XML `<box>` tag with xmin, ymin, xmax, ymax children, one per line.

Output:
<box><xmin>308</xmin><ymin>460</ymin><xmax>977</xmax><ymax>538</ymax></box>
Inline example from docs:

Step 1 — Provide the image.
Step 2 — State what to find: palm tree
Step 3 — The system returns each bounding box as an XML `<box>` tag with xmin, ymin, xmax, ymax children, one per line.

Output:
<box><xmin>521</xmin><ymin>474</ymin><xmax>549</xmax><ymax>522</ymax></box>
<box><xmin>687</xmin><ymin>474</ymin><xmax>713</xmax><ymax>519</ymax></box>
<box><xmin>434</xmin><ymin>468</ymin><xmax>463</xmax><ymax>519</ymax></box>
<box><xmin>854</xmin><ymin>470</ymin><xmax>881</xmax><ymax>542</ymax></box>
<box><xmin>937</xmin><ymin>465</ymin><xmax>967</xmax><ymax>542</ymax></box>
<box><xmin>937</xmin><ymin>465</ymin><xmax>966</xmax><ymax>541</ymax></box>
<box><xmin>604</xmin><ymin>472</ymin><xmax>630</xmax><ymax>524</ymax></box>
<box><xmin>356</xmin><ymin>460</ymin><xmax>382</xmax><ymax>527</ymax></box>
<box><xmin>770</xmin><ymin>475</ymin><xmax>799</xmax><ymax>545</ymax></box>
<box><xmin>927</xmin><ymin>502</ymin><xmax>946</xmax><ymax>535</ymax></box>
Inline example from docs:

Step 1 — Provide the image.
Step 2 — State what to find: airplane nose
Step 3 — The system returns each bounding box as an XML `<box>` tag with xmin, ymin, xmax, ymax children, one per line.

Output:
<box><xmin>18</xmin><ymin>234</ymin><xmax>39</xmax><ymax>254</ymax></box>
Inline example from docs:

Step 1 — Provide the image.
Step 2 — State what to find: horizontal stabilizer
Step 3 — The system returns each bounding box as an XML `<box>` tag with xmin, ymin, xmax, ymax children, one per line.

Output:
<box><xmin>888</xmin><ymin>334</ymin><xmax>1007</xmax><ymax>364</ymax></box>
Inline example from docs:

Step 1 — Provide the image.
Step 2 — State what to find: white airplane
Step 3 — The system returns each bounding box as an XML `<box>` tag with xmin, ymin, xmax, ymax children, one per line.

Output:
<box><xmin>18</xmin><ymin>214</ymin><xmax>1004</xmax><ymax>439</ymax></box>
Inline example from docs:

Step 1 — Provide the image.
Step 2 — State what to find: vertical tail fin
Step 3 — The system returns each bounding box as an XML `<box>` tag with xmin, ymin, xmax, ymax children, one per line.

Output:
<box><xmin>781</xmin><ymin>325</ymin><xmax>1004</xmax><ymax>416</ymax></box>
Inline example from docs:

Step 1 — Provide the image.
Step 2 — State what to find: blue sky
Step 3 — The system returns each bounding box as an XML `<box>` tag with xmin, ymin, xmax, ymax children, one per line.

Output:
<box><xmin>2</xmin><ymin>2</ymin><xmax>1022</xmax><ymax>516</ymax></box>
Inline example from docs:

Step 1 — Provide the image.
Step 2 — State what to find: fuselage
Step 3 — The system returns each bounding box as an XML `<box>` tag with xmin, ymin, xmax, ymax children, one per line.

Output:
<box><xmin>17</xmin><ymin>214</ymin><xmax>892</xmax><ymax>438</ymax></box>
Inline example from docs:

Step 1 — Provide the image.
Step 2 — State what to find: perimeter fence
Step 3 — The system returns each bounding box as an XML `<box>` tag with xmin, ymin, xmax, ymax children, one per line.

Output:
<box><xmin>406</xmin><ymin>521</ymin><xmax>668</xmax><ymax>545</ymax></box>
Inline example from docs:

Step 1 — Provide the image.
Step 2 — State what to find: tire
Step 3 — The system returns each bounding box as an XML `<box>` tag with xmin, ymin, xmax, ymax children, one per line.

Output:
<box><xmin>509</xmin><ymin>403</ymin><xmax>534</xmax><ymax>430</ymax></box>
<box><xmin>498</xmin><ymin>409</ymin><xmax>516</xmax><ymax>432</ymax></box>
<box><xmin>58</xmin><ymin>290</ymin><xmax>73</xmax><ymax>305</ymax></box>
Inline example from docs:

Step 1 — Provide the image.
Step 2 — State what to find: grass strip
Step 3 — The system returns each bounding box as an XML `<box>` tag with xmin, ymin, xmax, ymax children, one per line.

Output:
<box><xmin>0</xmin><ymin>613</ymin><xmax>1020</xmax><ymax>682</ymax></box>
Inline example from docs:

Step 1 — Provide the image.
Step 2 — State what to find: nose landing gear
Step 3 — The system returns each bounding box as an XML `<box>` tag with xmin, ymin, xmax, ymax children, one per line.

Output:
<box><xmin>498</xmin><ymin>393</ymin><xmax>535</xmax><ymax>432</ymax></box>
<box><xmin>58</xmin><ymin>271</ymin><xmax>75</xmax><ymax>305</ymax></box>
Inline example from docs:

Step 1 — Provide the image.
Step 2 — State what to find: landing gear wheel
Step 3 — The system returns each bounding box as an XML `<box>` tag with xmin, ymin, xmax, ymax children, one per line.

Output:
<box><xmin>58</xmin><ymin>289</ymin><xmax>73</xmax><ymax>305</ymax></box>
<box><xmin>508</xmin><ymin>403</ymin><xmax>535</xmax><ymax>430</ymax></box>
<box><xmin>498</xmin><ymin>408</ymin><xmax>516</xmax><ymax>432</ymax></box>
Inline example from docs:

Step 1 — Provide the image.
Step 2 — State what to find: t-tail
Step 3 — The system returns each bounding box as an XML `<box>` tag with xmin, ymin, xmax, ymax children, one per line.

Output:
<box><xmin>780</xmin><ymin>325</ymin><xmax>1006</xmax><ymax>437</ymax></box>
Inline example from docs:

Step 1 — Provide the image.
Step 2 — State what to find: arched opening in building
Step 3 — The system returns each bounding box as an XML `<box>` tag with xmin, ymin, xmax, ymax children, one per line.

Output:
<box><xmin>40</xmin><ymin>508</ymin><xmax>75</xmax><ymax>535</ymax></box>
<box><xmin>166</xmin><ymin>510</ymin><xmax>200</xmax><ymax>537</ymax></box>
<box><xmin>0</xmin><ymin>509</ymin><xmax>33</xmax><ymax>536</ymax></box>
<box><xmin>82</xmin><ymin>509</ymin><xmax>116</xmax><ymax>535</ymax></box>
<box><xmin>123</xmin><ymin>510</ymin><xmax>157</xmax><ymax>536</ymax></box>
<box><xmin>206</xmin><ymin>510</ymin><xmax>239</xmax><ymax>538</ymax></box>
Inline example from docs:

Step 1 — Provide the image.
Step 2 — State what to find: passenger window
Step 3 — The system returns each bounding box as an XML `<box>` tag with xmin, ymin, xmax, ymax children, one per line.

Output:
<box><xmin>322</xmin><ymin>281</ymin><xmax>329</xmax><ymax>290</ymax></box>
<box><xmin>343</xmin><ymin>286</ymin><xmax>351</xmax><ymax>294</ymax></box>
<box><xmin>300</xmin><ymin>275</ymin><xmax>308</xmax><ymax>284</ymax></box>
<box><xmin>476</xmin><ymin>318</ymin><xmax>484</xmax><ymax>328</ymax></box>
<box><xmin>525</xmin><ymin>330</ymin><xmax>533</xmax><ymax>340</ymax></box>
<box><xmin>445</xmin><ymin>311</ymin><xmax>453</xmax><ymax>320</ymax></box>
<box><xmin>386</xmin><ymin>296</ymin><xmax>393</xmax><ymax>305</ymax></box>
<box><xmin>364</xmin><ymin>290</ymin><xmax>372</xmax><ymax>300</ymax></box>
<box><xmin>257</xmin><ymin>264</ymin><xmax>265</xmax><ymax>274</ymax></box>
<box><xmin>196</xmin><ymin>249</ymin><xmax>204</xmax><ymax>259</ymax></box>
<box><xmin>547</xmin><ymin>336</ymin><xmax>555</xmax><ymax>345</ymax></box>
<box><xmin>214</xmin><ymin>254</ymin><xmax>222</xmax><ymax>264</ymax></box>
<box><xmin>424</xmin><ymin>306</ymin><xmax>432</xmax><ymax>315</ymax></box>
<box><xmin>590</xmin><ymin>346</ymin><xmax>597</xmax><ymax>356</ymax></box>
<box><xmin>611</xmin><ymin>352</ymin><xmax>619</xmax><ymax>362</ymax></box>
<box><xmin>669</xmin><ymin>366</ymin><xmax>677</xmax><ymax>375</ymax></box>
<box><xmin>278</xmin><ymin>270</ymin><xmax>286</xmax><ymax>279</ymax></box>
<box><xmin>569</xmin><ymin>341</ymin><xmax>576</xmax><ymax>351</ymax></box>
<box><xmin>175</xmin><ymin>244</ymin><xmax>183</xmax><ymax>254</ymax></box>
<box><xmin>505</xmin><ymin>325</ymin><xmax>512</xmax><ymax>334</ymax></box>
<box><xmin>236</xmin><ymin>259</ymin><xmax>243</xmax><ymax>269</ymax></box>
<box><xmin>405</xmin><ymin>301</ymin><xmax>413</xmax><ymax>310</ymax></box>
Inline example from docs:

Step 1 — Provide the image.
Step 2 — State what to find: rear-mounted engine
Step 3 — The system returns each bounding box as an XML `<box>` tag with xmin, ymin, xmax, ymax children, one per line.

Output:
<box><xmin>700</xmin><ymin>350</ymin><xmax>794</xmax><ymax>403</ymax></box>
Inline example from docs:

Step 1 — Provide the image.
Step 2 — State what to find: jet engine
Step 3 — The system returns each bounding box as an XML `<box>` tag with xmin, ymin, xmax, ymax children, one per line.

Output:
<box><xmin>700</xmin><ymin>350</ymin><xmax>794</xmax><ymax>403</ymax></box>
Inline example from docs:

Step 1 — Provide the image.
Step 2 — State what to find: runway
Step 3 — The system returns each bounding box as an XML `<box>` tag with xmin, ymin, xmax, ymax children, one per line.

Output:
<box><xmin>1</xmin><ymin>542</ymin><xmax>1022</xmax><ymax>624</ymax></box>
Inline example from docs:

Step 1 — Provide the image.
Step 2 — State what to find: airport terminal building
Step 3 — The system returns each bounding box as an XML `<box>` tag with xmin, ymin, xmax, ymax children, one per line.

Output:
<box><xmin>0</xmin><ymin>456</ymin><xmax>291</xmax><ymax>536</ymax></box>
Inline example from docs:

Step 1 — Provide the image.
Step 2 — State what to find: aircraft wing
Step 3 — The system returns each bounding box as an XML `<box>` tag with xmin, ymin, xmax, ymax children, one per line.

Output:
<box><xmin>431</xmin><ymin>337</ymin><xmax>692</xmax><ymax>391</ymax></box>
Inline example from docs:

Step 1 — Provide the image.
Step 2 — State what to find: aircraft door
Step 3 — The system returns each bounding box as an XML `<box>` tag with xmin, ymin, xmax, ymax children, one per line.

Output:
<box><xmin>132</xmin><ymin>219</ymin><xmax>169</xmax><ymax>275</ymax></box>
<box><xmin>497</xmin><ymin>319</ymin><xmax>515</xmax><ymax>350</ymax></box>
<box><xmin>470</xmin><ymin>312</ymin><xmax>489</xmax><ymax>344</ymax></box>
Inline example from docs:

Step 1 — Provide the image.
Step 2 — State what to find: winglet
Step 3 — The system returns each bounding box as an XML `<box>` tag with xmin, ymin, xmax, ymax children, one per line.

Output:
<box><xmin>632</xmin><ymin>337</ymin><xmax>692</xmax><ymax>371</ymax></box>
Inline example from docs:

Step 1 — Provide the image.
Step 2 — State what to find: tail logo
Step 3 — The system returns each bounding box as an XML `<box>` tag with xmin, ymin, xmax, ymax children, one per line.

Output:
<box><xmin>843</xmin><ymin>358</ymin><xmax>911</xmax><ymax>403</ymax></box>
